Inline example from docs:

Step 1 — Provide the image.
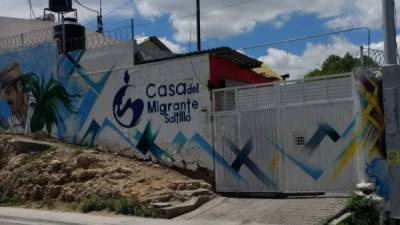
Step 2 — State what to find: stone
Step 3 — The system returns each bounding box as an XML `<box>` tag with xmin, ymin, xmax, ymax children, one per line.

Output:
<box><xmin>46</xmin><ymin>186</ymin><xmax>61</xmax><ymax>199</ymax></box>
<box><xmin>61</xmin><ymin>192</ymin><xmax>75</xmax><ymax>202</ymax></box>
<box><xmin>114</xmin><ymin>167</ymin><xmax>133</xmax><ymax>175</ymax></box>
<box><xmin>48</xmin><ymin>160</ymin><xmax>63</xmax><ymax>172</ymax></box>
<box><xmin>110</xmin><ymin>173</ymin><xmax>128</xmax><ymax>180</ymax></box>
<box><xmin>30</xmin><ymin>185</ymin><xmax>44</xmax><ymax>201</ymax></box>
<box><xmin>156</xmin><ymin>196</ymin><xmax>211</xmax><ymax>219</ymax></box>
<box><xmin>356</xmin><ymin>182</ymin><xmax>376</xmax><ymax>195</ymax></box>
<box><xmin>176</xmin><ymin>188</ymin><xmax>211</xmax><ymax>197</ymax></box>
<box><xmin>72</xmin><ymin>169</ymin><xmax>98</xmax><ymax>182</ymax></box>
<box><xmin>30</xmin><ymin>175</ymin><xmax>50</xmax><ymax>186</ymax></box>
<box><xmin>76</xmin><ymin>155</ymin><xmax>96</xmax><ymax>169</ymax></box>
<box><xmin>150</xmin><ymin>202</ymin><xmax>172</xmax><ymax>208</ymax></box>
<box><xmin>10</xmin><ymin>140</ymin><xmax>50</xmax><ymax>154</ymax></box>
<box><xmin>51</xmin><ymin>174</ymin><xmax>69</xmax><ymax>185</ymax></box>
<box><xmin>31</xmin><ymin>131</ymin><xmax>49</xmax><ymax>140</ymax></box>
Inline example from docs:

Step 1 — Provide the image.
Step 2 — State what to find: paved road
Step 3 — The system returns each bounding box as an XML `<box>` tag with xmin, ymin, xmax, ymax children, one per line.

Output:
<box><xmin>0</xmin><ymin>207</ymin><xmax>266</xmax><ymax>225</ymax></box>
<box><xmin>0</xmin><ymin>195</ymin><xmax>348</xmax><ymax>225</ymax></box>
<box><xmin>178</xmin><ymin>195</ymin><xmax>348</xmax><ymax>225</ymax></box>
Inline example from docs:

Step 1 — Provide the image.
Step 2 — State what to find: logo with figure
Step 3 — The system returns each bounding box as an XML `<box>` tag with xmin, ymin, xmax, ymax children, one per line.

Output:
<box><xmin>113</xmin><ymin>71</ymin><xmax>144</xmax><ymax>128</ymax></box>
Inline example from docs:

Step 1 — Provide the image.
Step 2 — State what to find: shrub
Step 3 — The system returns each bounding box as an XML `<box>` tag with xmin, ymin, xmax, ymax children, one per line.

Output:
<box><xmin>78</xmin><ymin>193</ymin><xmax>114</xmax><ymax>213</ymax></box>
<box><xmin>78</xmin><ymin>193</ymin><xmax>153</xmax><ymax>217</ymax></box>
<box><xmin>115</xmin><ymin>197</ymin><xmax>153</xmax><ymax>217</ymax></box>
<box><xmin>338</xmin><ymin>195</ymin><xmax>380</xmax><ymax>225</ymax></box>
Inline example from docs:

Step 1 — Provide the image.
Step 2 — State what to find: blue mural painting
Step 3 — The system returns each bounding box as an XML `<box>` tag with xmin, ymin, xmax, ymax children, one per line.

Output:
<box><xmin>0</xmin><ymin>42</ymin><xmax>221</xmax><ymax>175</ymax></box>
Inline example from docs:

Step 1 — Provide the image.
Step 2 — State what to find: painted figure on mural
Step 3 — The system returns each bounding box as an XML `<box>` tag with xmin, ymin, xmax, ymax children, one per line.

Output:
<box><xmin>0</xmin><ymin>63</ymin><xmax>35</xmax><ymax>134</ymax></box>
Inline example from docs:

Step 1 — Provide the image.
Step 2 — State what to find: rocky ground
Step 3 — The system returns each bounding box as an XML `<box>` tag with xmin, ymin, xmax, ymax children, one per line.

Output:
<box><xmin>0</xmin><ymin>133</ymin><xmax>215</xmax><ymax>218</ymax></box>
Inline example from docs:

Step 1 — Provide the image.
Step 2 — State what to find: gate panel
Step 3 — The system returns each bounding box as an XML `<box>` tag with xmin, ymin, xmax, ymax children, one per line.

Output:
<box><xmin>213</xmin><ymin>73</ymin><xmax>360</xmax><ymax>193</ymax></box>
<box><xmin>238</xmin><ymin>108</ymin><xmax>281</xmax><ymax>192</ymax></box>
<box><xmin>279</xmin><ymin>101</ymin><xmax>357</xmax><ymax>192</ymax></box>
<box><xmin>214</xmin><ymin>113</ymin><xmax>243</xmax><ymax>192</ymax></box>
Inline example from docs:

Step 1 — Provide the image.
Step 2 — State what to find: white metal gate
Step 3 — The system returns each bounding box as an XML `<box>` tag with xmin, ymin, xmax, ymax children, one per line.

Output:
<box><xmin>213</xmin><ymin>73</ymin><xmax>360</xmax><ymax>193</ymax></box>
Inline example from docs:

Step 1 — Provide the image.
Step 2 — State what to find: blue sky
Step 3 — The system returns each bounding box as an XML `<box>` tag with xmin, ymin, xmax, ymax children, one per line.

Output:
<box><xmin>1</xmin><ymin>0</ymin><xmax>398</xmax><ymax>79</ymax></box>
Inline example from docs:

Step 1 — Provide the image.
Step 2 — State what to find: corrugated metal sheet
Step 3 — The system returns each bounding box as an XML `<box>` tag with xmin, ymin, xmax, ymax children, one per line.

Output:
<box><xmin>213</xmin><ymin>73</ymin><xmax>360</xmax><ymax>193</ymax></box>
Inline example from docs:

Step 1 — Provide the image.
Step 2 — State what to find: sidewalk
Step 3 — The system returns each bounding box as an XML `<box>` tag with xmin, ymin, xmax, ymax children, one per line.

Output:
<box><xmin>0</xmin><ymin>207</ymin><xmax>267</xmax><ymax>225</ymax></box>
<box><xmin>178</xmin><ymin>196</ymin><xmax>348</xmax><ymax>225</ymax></box>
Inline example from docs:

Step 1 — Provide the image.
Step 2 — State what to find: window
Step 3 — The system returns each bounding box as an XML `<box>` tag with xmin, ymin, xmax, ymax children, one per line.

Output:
<box><xmin>293</xmin><ymin>131</ymin><xmax>307</xmax><ymax>148</ymax></box>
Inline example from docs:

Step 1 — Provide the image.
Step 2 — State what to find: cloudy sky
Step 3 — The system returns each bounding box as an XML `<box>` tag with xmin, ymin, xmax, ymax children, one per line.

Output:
<box><xmin>1</xmin><ymin>0</ymin><xmax>398</xmax><ymax>79</ymax></box>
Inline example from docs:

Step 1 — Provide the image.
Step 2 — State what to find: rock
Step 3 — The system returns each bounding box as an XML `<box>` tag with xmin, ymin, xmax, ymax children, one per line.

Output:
<box><xmin>30</xmin><ymin>175</ymin><xmax>50</xmax><ymax>186</ymax></box>
<box><xmin>72</xmin><ymin>169</ymin><xmax>98</xmax><ymax>182</ymax></box>
<box><xmin>30</xmin><ymin>185</ymin><xmax>44</xmax><ymax>201</ymax></box>
<box><xmin>76</xmin><ymin>155</ymin><xmax>97</xmax><ymax>169</ymax></box>
<box><xmin>48</xmin><ymin>160</ymin><xmax>63</xmax><ymax>172</ymax></box>
<box><xmin>151</xmin><ymin>202</ymin><xmax>172</xmax><ymax>208</ymax></box>
<box><xmin>356</xmin><ymin>182</ymin><xmax>376</xmax><ymax>195</ymax></box>
<box><xmin>140</xmin><ymin>194</ymin><xmax>171</xmax><ymax>204</ymax></box>
<box><xmin>199</xmin><ymin>182</ymin><xmax>212</xmax><ymax>190</ymax></box>
<box><xmin>114</xmin><ymin>167</ymin><xmax>133</xmax><ymax>175</ymax></box>
<box><xmin>61</xmin><ymin>192</ymin><xmax>75</xmax><ymax>202</ymax></box>
<box><xmin>110</xmin><ymin>173</ymin><xmax>128</xmax><ymax>180</ymax></box>
<box><xmin>46</xmin><ymin>186</ymin><xmax>61</xmax><ymax>199</ymax></box>
<box><xmin>168</xmin><ymin>183</ymin><xmax>178</xmax><ymax>190</ymax></box>
<box><xmin>155</xmin><ymin>196</ymin><xmax>211</xmax><ymax>219</ymax></box>
<box><xmin>176</xmin><ymin>188</ymin><xmax>211</xmax><ymax>197</ymax></box>
<box><xmin>10</xmin><ymin>140</ymin><xmax>50</xmax><ymax>154</ymax></box>
<box><xmin>31</xmin><ymin>131</ymin><xmax>49</xmax><ymax>140</ymax></box>
<box><xmin>152</xmin><ymin>164</ymin><xmax>161</xmax><ymax>169</ymax></box>
<box><xmin>51</xmin><ymin>174</ymin><xmax>69</xmax><ymax>185</ymax></box>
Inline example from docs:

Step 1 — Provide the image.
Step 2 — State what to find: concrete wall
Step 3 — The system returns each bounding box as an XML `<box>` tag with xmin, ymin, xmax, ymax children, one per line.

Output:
<box><xmin>0</xmin><ymin>42</ymin><xmax>215</xmax><ymax>171</ymax></box>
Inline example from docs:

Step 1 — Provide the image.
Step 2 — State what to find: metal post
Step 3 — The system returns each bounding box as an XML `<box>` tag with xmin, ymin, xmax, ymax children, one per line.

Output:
<box><xmin>196</xmin><ymin>0</ymin><xmax>201</xmax><ymax>51</ymax></box>
<box><xmin>382</xmin><ymin>0</ymin><xmax>400</xmax><ymax>224</ymax></box>
<box><xmin>383</xmin><ymin>0</ymin><xmax>398</xmax><ymax>65</ymax></box>
<box><xmin>360</xmin><ymin>46</ymin><xmax>364</xmax><ymax>68</ymax></box>
<box><xmin>62</xmin><ymin>15</ymin><xmax>66</xmax><ymax>54</ymax></box>
<box><xmin>131</xmin><ymin>18</ymin><xmax>135</xmax><ymax>66</ymax></box>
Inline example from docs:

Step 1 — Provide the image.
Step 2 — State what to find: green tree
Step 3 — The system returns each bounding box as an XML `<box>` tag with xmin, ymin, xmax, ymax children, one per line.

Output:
<box><xmin>23</xmin><ymin>74</ymin><xmax>79</xmax><ymax>135</ymax></box>
<box><xmin>305</xmin><ymin>53</ymin><xmax>379</xmax><ymax>78</ymax></box>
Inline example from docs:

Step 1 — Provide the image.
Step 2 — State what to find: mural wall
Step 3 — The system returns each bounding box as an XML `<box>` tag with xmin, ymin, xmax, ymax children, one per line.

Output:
<box><xmin>355</xmin><ymin>70</ymin><xmax>389</xmax><ymax>200</ymax></box>
<box><xmin>0</xmin><ymin>42</ymin><xmax>389</xmax><ymax>197</ymax></box>
<box><xmin>0</xmin><ymin>42</ymin><xmax>216</xmax><ymax>171</ymax></box>
<box><xmin>213</xmin><ymin>72</ymin><xmax>389</xmax><ymax>197</ymax></box>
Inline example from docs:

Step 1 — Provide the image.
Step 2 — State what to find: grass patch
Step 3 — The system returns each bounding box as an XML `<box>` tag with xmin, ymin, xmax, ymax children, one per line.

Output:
<box><xmin>338</xmin><ymin>195</ymin><xmax>380</xmax><ymax>225</ymax></box>
<box><xmin>0</xmin><ymin>187</ymin><xmax>25</xmax><ymax>206</ymax></box>
<box><xmin>78</xmin><ymin>193</ymin><xmax>153</xmax><ymax>217</ymax></box>
<box><xmin>19</xmin><ymin>148</ymin><xmax>55</xmax><ymax>165</ymax></box>
<box><xmin>72</xmin><ymin>149</ymin><xmax>84</xmax><ymax>157</ymax></box>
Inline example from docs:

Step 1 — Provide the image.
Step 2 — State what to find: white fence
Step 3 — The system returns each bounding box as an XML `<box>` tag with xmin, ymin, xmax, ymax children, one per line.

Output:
<box><xmin>213</xmin><ymin>73</ymin><xmax>360</xmax><ymax>193</ymax></box>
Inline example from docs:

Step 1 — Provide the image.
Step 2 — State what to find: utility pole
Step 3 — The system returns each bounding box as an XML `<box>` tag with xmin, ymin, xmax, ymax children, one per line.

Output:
<box><xmin>383</xmin><ymin>0</ymin><xmax>398</xmax><ymax>64</ymax></box>
<box><xmin>97</xmin><ymin>0</ymin><xmax>103</xmax><ymax>33</ymax></box>
<box><xmin>382</xmin><ymin>0</ymin><xmax>400</xmax><ymax>224</ymax></box>
<box><xmin>196</xmin><ymin>0</ymin><xmax>201</xmax><ymax>51</ymax></box>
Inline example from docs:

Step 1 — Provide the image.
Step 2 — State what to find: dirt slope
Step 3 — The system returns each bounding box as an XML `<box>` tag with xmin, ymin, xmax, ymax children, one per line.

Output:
<box><xmin>0</xmin><ymin>134</ymin><xmax>214</xmax><ymax>216</ymax></box>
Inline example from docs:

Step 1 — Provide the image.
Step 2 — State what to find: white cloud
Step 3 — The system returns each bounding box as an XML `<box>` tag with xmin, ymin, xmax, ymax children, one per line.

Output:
<box><xmin>135</xmin><ymin>0</ymin><xmax>347</xmax><ymax>42</ymax></box>
<box><xmin>0</xmin><ymin>0</ymin><xmax>135</xmax><ymax>26</ymax></box>
<box><xmin>325</xmin><ymin>0</ymin><xmax>383</xmax><ymax>29</ymax></box>
<box><xmin>258</xmin><ymin>37</ymin><xmax>360</xmax><ymax>80</ymax></box>
<box><xmin>0</xmin><ymin>0</ymin><xmax>393</xmax><ymax>43</ymax></box>
<box><xmin>258</xmin><ymin>35</ymin><xmax>400</xmax><ymax>80</ymax></box>
<box><xmin>158</xmin><ymin>37</ymin><xmax>187</xmax><ymax>53</ymax></box>
<box><xmin>135</xmin><ymin>34</ymin><xmax>186</xmax><ymax>53</ymax></box>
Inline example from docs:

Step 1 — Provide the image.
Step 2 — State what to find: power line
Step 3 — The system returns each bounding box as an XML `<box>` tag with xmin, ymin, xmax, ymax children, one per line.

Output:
<box><xmin>83</xmin><ymin>0</ymin><xmax>134</xmax><ymax>27</ymax></box>
<box><xmin>135</xmin><ymin>0</ymin><xmax>257</xmax><ymax>28</ymax></box>
<box><xmin>75</xmin><ymin>0</ymin><xmax>99</xmax><ymax>14</ymax></box>
<box><xmin>28</xmin><ymin>0</ymin><xmax>35</xmax><ymax>19</ymax></box>
<box><xmin>235</xmin><ymin>27</ymin><xmax>371</xmax><ymax>55</ymax></box>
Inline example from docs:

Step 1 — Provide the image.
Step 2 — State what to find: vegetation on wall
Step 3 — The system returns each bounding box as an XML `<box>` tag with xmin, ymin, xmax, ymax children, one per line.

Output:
<box><xmin>305</xmin><ymin>53</ymin><xmax>379</xmax><ymax>78</ymax></box>
<box><xmin>24</xmin><ymin>74</ymin><xmax>80</xmax><ymax>135</ymax></box>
